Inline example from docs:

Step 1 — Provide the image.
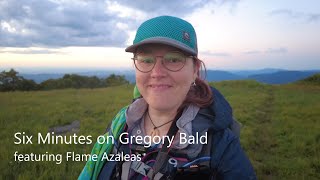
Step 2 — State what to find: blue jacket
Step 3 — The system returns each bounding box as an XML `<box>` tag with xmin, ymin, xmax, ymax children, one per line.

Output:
<box><xmin>98</xmin><ymin>87</ymin><xmax>256</xmax><ymax>179</ymax></box>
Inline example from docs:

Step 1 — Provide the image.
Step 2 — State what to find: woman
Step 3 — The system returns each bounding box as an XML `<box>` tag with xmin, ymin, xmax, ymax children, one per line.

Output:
<box><xmin>79</xmin><ymin>15</ymin><xmax>256</xmax><ymax>180</ymax></box>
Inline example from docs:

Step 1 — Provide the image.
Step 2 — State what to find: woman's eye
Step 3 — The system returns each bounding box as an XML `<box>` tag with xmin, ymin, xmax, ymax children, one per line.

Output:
<box><xmin>141</xmin><ymin>58</ymin><xmax>154</xmax><ymax>63</ymax></box>
<box><xmin>166</xmin><ymin>58</ymin><xmax>183</xmax><ymax>63</ymax></box>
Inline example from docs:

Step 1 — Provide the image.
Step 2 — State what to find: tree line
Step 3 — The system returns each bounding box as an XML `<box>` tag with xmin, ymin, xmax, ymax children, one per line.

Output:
<box><xmin>0</xmin><ymin>69</ymin><xmax>129</xmax><ymax>92</ymax></box>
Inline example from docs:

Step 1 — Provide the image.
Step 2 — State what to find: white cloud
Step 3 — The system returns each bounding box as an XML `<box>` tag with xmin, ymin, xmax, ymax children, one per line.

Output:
<box><xmin>1</xmin><ymin>21</ymin><xmax>16</xmax><ymax>33</ymax></box>
<box><xmin>0</xmin><ymin>0</ymin><xmax>130</xmax><ymax>47</ymax></box>
<box><xmin>269</xmin><ymin>9</ymin><xmax>320</xmax><ymax>22</ymax></box>
<box><xmin>106</xmin><ymin>1</ymin><xmax>147</xmax><ymax>20</ymax></box>
<box><xmin>265</xmin><ymin>47</ymin><xmax>288</xmax><ymax>54</ymax></box>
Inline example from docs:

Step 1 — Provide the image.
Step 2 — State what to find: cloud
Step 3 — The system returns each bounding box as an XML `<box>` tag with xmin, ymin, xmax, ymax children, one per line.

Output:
<box><xmin>244</xmin><ymin>48</ymin><xmax>288</xmax><ymax>55</ymax></box>
<box><xmin>307</xmin><ymin>13</ymin><xmax>320</xmax><ymax>22</ymax></box>
<box><xmin>108</xmin><ymin>0</ymin><xmax>241</xmax><ymax>20</ymax></box>
<box><xmin>265</xmin><ymin>47</ymin><xmax>288</xmax><ymax>54</ymax></box>
<box><xmin>243</xmin><ymin>48</ymin><xmax>287</xmax><ymax>55</ymax></box>
<box><xmin>0</xmin><ymin>0</ymin><xmax>243</xmax><ymax>48</ymax></box>
<box><xmin>269</xmin><ymin>9</ymin><xmax>320</xmax><ymax>22</ymax></box>
<box><xmin>216</xmin><ymin>0</ymin><xmax>241</xmax><ymax>14</ymax></box>
<box><xmin>0</xmin><ymin>0</ymin><xmax>131</xmax><ymax>47</ymax></box>
<box><xmin>201</xmin><ymin>51</ymin><xmax>231</xmax><ymax>57</ymax></box>
<box><xmin>109</xmin><ymin>0</ymin><xmax>210</xmax><ymax>17</ymax></box>
<box><xmin>0</xmin><ymin>48</ymin><xmax>63</xmax><ymax>54</ymax></box>
<box><xmin>244</xmin><ymin>50</ymin><xmax>261</xmax><ymax>55</ymax></box>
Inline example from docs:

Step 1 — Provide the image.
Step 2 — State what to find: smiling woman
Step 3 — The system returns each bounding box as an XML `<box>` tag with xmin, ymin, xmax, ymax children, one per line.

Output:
<box><xmin>135</xmin><ymin>44</ymin><xmax>198</xmax><ymax>115</ymax></box>
<box><xmin>79</xmin><ymin>15</ymin><xmax>256</xmax><ymax>180</ymax></box>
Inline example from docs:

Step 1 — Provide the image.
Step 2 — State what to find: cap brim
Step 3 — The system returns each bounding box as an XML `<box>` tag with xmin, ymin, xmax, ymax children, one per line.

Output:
<box><xmin>125</xmin><ymin>37</ymin><xmax>197</xmax><ymax>56</ymax></box>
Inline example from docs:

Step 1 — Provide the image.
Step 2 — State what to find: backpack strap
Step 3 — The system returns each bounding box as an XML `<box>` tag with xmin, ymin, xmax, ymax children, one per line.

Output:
<box><xmin>146</xmin><ymin>110</ymin><xmax>182</xmax><ymax>179</ymax></box>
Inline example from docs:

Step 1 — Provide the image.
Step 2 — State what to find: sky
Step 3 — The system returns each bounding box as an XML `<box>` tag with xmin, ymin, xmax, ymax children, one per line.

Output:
<box><xmin>0</xmin><ymin>0</ymin><xmax>320</xmax><ymax>72</ymax></box>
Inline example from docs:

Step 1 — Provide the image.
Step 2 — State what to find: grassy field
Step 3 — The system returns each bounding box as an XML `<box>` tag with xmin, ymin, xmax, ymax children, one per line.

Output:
<box><xmin>1</xmin><ymin>81</ymin><xmax>319</xmax><ymax>179</ymax></box>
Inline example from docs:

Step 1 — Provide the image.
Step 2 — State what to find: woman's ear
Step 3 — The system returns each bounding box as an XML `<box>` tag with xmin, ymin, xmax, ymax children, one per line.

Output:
<box><xmin>193</xmin><ymin>58</ymin><xmax>201</xmax><ymax>78</ymax></box>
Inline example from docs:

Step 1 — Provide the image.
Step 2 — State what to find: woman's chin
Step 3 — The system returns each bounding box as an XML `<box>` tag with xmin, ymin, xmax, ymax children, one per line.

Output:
<box><xmin>144</xmin><ymin>93</ymin><xmax>181</xmax><ymax>111</ymax></box>
<box><xmin>148</xmin><ymin>101</ymin><xmax>177</xmax><ymax>112</ymax></box>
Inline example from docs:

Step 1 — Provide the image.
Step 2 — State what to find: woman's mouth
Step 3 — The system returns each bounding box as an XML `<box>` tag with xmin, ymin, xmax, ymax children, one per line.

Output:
<box><xmin>148</xmin><ymin>84</ymin><xmax>172</xmax><ymax>91</ymax></box>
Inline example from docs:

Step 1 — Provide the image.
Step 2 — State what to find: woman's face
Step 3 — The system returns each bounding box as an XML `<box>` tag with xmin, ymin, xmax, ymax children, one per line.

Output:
<box><xmin>135</xmin><ymin>44</ymin><xmax>199</xmax><ymax>112</ymax></box>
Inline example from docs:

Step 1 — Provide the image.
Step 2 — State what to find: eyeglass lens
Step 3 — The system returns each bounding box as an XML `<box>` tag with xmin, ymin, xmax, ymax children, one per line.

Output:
<box><xmin>134</xmin><ymin>52</ymin><xmax>187</xmax><ymax>72</ymax></box>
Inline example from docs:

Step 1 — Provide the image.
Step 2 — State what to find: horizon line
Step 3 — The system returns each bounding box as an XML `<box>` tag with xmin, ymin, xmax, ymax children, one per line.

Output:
<box><xmin>1</xmin><ymin>66</ymin><xmax>319</xmax><ymax>74</ymax></box>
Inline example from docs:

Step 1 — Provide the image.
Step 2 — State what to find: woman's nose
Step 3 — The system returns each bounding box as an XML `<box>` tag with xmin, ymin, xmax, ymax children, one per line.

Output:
<box><xmin>150</xmin><ymin>57</ymin><xmax>167</xmax><ymax>77</ymax></box>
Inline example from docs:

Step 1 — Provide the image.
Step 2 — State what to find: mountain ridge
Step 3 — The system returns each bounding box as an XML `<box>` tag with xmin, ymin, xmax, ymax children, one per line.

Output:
<box><xmin>17</xmin><ymin>69</ymin><xmax>320</xmax><ymax>84</ymax></box>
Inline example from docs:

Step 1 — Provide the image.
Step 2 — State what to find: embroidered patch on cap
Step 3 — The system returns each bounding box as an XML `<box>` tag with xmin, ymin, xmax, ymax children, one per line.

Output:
<box><xmin>183</xmin><ymin>31</ymin><xmax>190</xmax><ymax>41</ymax></box>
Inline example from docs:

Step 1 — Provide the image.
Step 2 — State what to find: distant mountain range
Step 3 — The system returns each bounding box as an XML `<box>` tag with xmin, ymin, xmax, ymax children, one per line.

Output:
<box><xmin>19</xmin><ymin>68</ymin><xmax>320</xmax><ymax>84</ymax></box>
<box><xmin>247</xmin><ymin>70</ymin><xmax>320</xmax><ymax>84</ymax></box>
<box><xmin>204</xmin><ymin>69</ymin><xmax>320</xmax><ymax>84</ymax></box>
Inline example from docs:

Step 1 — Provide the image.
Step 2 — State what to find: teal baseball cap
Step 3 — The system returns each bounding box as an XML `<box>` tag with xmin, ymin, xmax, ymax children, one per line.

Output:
<box><xmin>125</xmin><ymin>16</ymin><xmax>198</xmax><ymax>56</ymax></box>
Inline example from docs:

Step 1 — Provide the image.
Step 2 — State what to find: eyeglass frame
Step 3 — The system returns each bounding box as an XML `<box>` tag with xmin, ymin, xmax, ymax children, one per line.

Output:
<box><xmin>131</xmin><ymin>51</ymin><xmax>195</xmax><ymax>73</ymax></box>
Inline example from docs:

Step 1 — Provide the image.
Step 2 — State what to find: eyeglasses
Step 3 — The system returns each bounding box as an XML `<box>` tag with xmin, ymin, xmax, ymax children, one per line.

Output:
<box><xmin>132</xmin><ymin>51</ymin><xmax>193</xmax><ymax>73</ymax></box>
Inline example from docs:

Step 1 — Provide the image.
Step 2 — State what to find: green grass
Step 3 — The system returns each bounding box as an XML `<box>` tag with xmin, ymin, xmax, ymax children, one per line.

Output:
<box><xmin>211</xmin><ymin>80</ymin><xmax>320</xmax><ymax>180</ymax></box>
<box><xmin>0</xmin><ymin>85</ymin><xmax>133</xmax><ymax>179</ymax></box>
<box><xmin>297</xmin><ymin>73</ymin><xmax>320</xmax><ymax>85</ymax></box>
<box><xmin>1</xmin><ymin>81</ymin><xmax>319</xmax><ymax>179</ymax></box>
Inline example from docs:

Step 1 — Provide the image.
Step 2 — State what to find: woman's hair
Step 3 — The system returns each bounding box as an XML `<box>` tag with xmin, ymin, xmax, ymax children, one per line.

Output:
<box><xmin>180</xmin><ymin>57</ymin><xmax>213</xmax><ymax>109</ymax></box>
